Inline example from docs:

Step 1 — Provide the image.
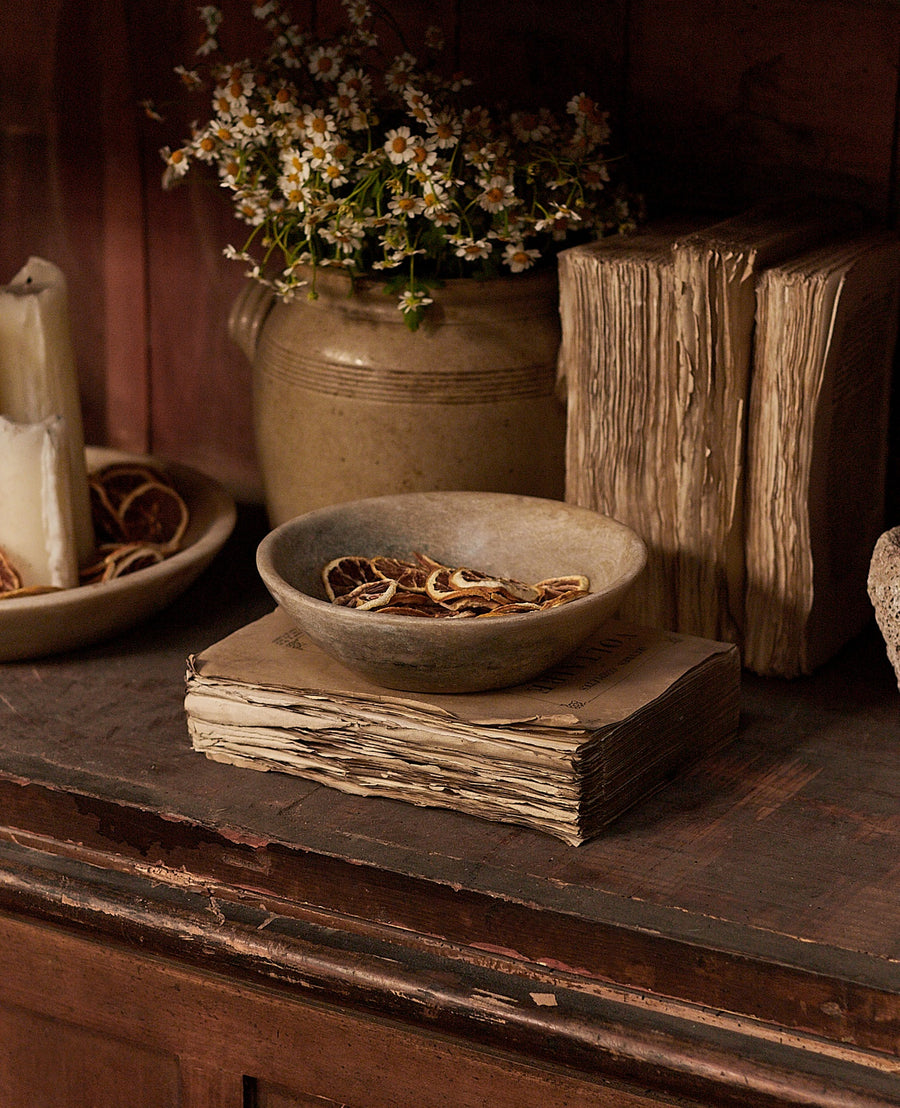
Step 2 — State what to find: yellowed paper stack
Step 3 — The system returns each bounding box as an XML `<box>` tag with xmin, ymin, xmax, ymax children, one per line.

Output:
<box><xmin>559</xmin><ymin>204</ymin><xmax>895</xmax><ymax>677</ymax></box>
<box><xmin>744</xmin><ymin>230</ymin><xmax>900</xmax><ymax>676</ymax></box>
<box><xmin>669</xmin><ymin>204</ymin><xmax>845</xmax><ymax>643</ymax></box>
<box><xmin>559</xmin><ymin>225</ymin><xmax>687</xmax><ymax>632</ymax></box>
<box><xmin>185</xmin><ymin>608</ymin><xmax>740</xmax><ymax>846</ymax></box>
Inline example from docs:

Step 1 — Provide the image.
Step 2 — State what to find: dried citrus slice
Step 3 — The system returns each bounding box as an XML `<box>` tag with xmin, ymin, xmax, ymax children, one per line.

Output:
<box><xmin>100</xmin><ymin>543</ymin><xmax>167</xmax><ymax>581</ymax></box>
<box><xmin>117</xmin><ymin>480</ymin><xmax>189</xmax><ymax>552</ymax></box>
<box><xmin>321</xmin><ymin>554</ymin><xmax>591</xmax><ymax>617</ymax></box>
<box><xmin>477</xmin><ymin>601</ymin><xmax>542</xmax><ymax>616</ymax></box>
<box><xmin>540</xmin><ymin>589</ymin><xmax>588</xmax><ymax>609</ymax></box>
<box><xmin>88</xmin><ymin>478</ymin><xmax>127</xmax><ymax>544</ymax></box>
<box><xmin>440</xmin><ymin>591</ymin><xmax>497</xmax><ymax>614</ymax></box>
<box><xmin>0</xmin><ymin>584</ymin><xmax>64</xmax><ymax>600</ymax></box>
<box><xmin>322</xmin><ymin>555</ymin><xmax>381</xmax><ymax>600</ymax></box>
<box><xmin>332</xmin><ymin>577</ymin><xmax>397</xmax><ymax>609</ymax></box>
<box><xmin>371</xmin><ymin>555</ymin><xmax>430</xmax><ymax>591</ymax></box>
<box><xmin>91</xmin><ymin>462</ymin><xmax>173</xmax><ymax>509</ymax></box>
<box><xmin>0</xmin><ymin>547</ymin><xmax>22</xmax><ymax>593</ymax></box>
<box><xmin>448</xmin><ymin>566</ymin><xmax>508</xmax><ymax>591</ymax></box>
<box><xmin>412</xmin><ymin>552</ymin><xmax>450</xmax><ymax>572</ymax></box>
<box><xmin>535</xmin><ymin>574</ymin><xmax>590</xmax><ymax>598</ymax></box>
<box><xmin>424</xmin><ymin>566</ymin><xmax>459</xmax><ymax>602</ymax></box>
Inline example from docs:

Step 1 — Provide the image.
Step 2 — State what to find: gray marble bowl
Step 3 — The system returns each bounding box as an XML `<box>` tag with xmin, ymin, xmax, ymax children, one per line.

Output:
<box><xmin>256</xmin><ymin>491</ymin><xmax>646</xmax><ymax>694</ymax></box>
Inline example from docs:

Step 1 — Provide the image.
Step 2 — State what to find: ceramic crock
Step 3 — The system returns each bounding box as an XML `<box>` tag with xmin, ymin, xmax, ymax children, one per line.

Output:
<box><xmin>229</xmin><ymin>267</ymin><xmax>566</xmax><ymax>524</ymax></box>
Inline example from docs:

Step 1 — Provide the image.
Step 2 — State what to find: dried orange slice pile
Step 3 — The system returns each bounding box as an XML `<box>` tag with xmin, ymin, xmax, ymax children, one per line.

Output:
<box><xmin>81</xmin><ymin>461</ymin><xmax>190</xmax><ymax>584</ymax></box>
<box><xmin>322</xmin><ymin>552</ymin><xmax>589</xmax><ymax>618</ymax></box>
<box><xmin>0</xmin><ymin>461</ymin><xmax>190</xmax><ymax>598</ymax></box>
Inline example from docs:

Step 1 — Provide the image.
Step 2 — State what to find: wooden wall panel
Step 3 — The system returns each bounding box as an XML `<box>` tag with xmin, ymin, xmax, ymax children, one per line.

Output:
<box><xmin>127</xmin><ymin>0</ymin><xmax>260</xmax><ymax>499</ymax></box>
<box><xmin>0</xmin><ymin>1</ymin><xmax>139</xmax><ymax>452</ymax></box>
<box><xmin>626</xmin><ymin>0</ymin><xmax>900</xmax><ymax>220</ymax></box>
<box><xmin>2</xmin><ymin>0</ymin><xmax>899</xmax><ymax>500</ymax></box>
<box><xmin>0</xmin><ymin>1003</ymin><xmax>180</xmax><ymax>1108</ymax></box>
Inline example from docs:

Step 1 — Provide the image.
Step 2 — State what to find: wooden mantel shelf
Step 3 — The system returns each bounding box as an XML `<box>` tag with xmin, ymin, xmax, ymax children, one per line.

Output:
<box><xmin>1</xmin><ymin>507</ymin><xmax>899</xmax><ymax>1107</ymax></box>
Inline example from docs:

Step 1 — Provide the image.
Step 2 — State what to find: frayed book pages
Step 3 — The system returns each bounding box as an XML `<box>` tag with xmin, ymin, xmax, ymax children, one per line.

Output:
<box><xmin>559</xmin><ymin>204</ymin><xmax>892</xmax><ymax>677</ymax></box>
<box><xmin>743</xmin><ymin>230</ymin><xmax>900</xmax><ymax>676</ymax></box>
<box><xmin>185</xmin><ymin>608</ymin><xmax>740</xmax><ymax>846</ymax></box>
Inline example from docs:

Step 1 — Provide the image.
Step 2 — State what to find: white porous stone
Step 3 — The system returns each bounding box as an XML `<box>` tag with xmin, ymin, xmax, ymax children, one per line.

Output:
<box><xmin>868</xmin><ymin>526</ymin><xmax>900</xmax><ymax>690</ymax></box>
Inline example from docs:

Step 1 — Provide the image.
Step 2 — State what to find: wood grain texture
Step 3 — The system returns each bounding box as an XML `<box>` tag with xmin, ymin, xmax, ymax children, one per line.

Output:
<box><xmin>626</xmin><ymin>0</ymin><xmax>900</xmax><ymax>219</ymax></box>
<box><xmin>0</xmin><ymin>912</ymin><xmax>688</xmax><ymax>1108</ymax></box>
<box><xmin>3</xmin><ymin>1</ymin><xmax>898</xmax><ymax>496</ymax></box>
<box><xmin>0</xmin><ymin>509</ymin><xmax>898</xmax><ymax>1105</ymax></box>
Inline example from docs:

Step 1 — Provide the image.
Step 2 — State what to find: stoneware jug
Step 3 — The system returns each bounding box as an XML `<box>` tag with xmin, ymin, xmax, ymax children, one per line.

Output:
<box><xmin>229</xmin><ymin>267</ymin><xmax>566</xmax><ymax>524</ymax></box>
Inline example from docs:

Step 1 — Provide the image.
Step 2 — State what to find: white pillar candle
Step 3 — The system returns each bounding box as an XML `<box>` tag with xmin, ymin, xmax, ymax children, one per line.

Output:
<box><xmin>0</xmin><ymin>258</ymin><xmax>94</xmax><ymax>582</ymax></box>
<box><xmin>0</xmin><ymin>415</ymin><xmax>78</xmax><ymax>588</ymax></box>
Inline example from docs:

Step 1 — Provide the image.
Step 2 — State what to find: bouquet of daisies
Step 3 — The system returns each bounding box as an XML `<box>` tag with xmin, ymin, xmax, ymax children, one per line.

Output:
<box><xmin>159</xmin><ymin>0</ymin><xmax>638</xmax><ymax>328</ymax></box>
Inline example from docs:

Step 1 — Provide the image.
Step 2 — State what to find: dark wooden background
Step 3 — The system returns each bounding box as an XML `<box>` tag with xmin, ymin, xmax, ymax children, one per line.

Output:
<box><xmin>2</xmin><ymin>0</ymin><xmax>899</xmax><ymax>504</ymax></box>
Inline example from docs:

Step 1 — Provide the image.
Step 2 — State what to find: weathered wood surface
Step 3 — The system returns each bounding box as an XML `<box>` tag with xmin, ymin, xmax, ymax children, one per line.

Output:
<box><xmin>0</xmin><ymin>508</ymin><xmax>899</xmax><ymax>1105</ymax></box>
<box><xmin>0</xmin><ymin>910</ymin><xmax>688</xmax><ymax>1108</ymax></box>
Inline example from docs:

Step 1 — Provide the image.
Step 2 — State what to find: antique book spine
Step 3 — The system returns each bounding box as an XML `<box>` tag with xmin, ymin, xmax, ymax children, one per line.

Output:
<box><xmin>560</xmin><ymin>207</ymin><xmax>847</xmax><ymax>648</ymax></box>
<box><xmin>670</xmin><ymin>204</ymin><xmax>847</xmax><ymax>643</ymax></box>
<box><xmin>558</xmin><ymin>229</ymin><xmax>685</xmax><ymax>631</ymax></box>
<box><xmin>743</xmin><ymin>231</ymin><xmax>900</xmax><ymax>676</ymax></box>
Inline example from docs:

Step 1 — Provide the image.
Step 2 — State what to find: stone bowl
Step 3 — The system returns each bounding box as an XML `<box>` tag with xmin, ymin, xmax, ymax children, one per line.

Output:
<box><xmin>0</xmin><ymin>447</ymin><xmax>235</xmax><ymax>662</ymax></box>
<box><xmin>256</xmin><ymin>491</ymin><xmax>647</xmax><ymax>694</ymax></box>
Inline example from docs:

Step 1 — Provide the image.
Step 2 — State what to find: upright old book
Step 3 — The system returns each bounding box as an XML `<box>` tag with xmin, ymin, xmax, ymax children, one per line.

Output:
<box><xmin>743</xmin><ymin>230</ymin><xmax>900</xmax><ymax>676</ymax></box>
<box><xmin>669</xmin><ymin>202</ymin><xmax>848</xmax><ymax>643</ymax></box>
<box><xmin>560</xmin><ymin>205</ymin><xmax>843</xmax><ymax>646</ymax></box>
<box><xmin>559</xmin><ymin>206</ymin><xmax>895</xmax><ymax>676</ymax></box>
<box><xmin>558</xmin><ymin>224</ymin><xmax>688</xmax><ymax>633</ymax></box>
<box><xmin>185</xmin><ymin>608</ymin><xmax>740</xmax><ymax>846</ymax></box>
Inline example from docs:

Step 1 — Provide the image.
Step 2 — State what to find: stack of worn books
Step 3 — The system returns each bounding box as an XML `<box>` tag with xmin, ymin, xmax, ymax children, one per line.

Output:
<box><xmin>185</xmin><ymin>608</ymin><xmax>740</xmax><ymax>846</ymax></box>
<box><xmin>558</xmin><ymin>203</ymin><xmax>900</xmax><ymax>676</ymax></box>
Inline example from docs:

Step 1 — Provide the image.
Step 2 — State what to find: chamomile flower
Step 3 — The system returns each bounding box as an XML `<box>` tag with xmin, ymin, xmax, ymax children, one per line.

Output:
<box><xmin>510</xmin><ymin>109</ymin><xmax>553</xmax><ymax>144</ymax></box>
<box><xmin>404</xmin><ymin>88</ymin><xmax>433</xmax><ymax>124</ymax></box>
<box><xmin>269</xmin><ymin>83</ymin><xmax>296</xmax><ymax>114</ymax></box>
<box><xmin>502</xmin><ymin>243</ymin><xmax>540</xmax><ymax>272</ymax></box>
<box><xmin>385</xmin><ymin>52</ymin><xmax>418</xmax><ymax>93</ymax></box>
<box><xmin>161</xmin><ymin>145</ymin><xmax>191</xmax><ymax>188</ymax></box>
<box><xmin>234</xmin><ymin>191</ymin><xmax>268</xmax><ymax>226</ymax></box>
<box><xmin>192</xmin><ymin>126</ymin><xmax>221</xmax><ymax>163</ymax></box>
<box><xmin>174</xmin><ymin>66</ymin><xmax>203</xmax><ymax>92</ymax></box>
<box><xmin>453</xmin><ymin>237</ymin><xmax>492</xmax><ymax>262</ymax></box>
<box><xmin>477</xmin><ymin>175</ymin><xmax>515</xmax><ymax>214</ymax></box>
<box><xmin>389</xmin><ymin>192</ymin><xmax>426</xmax><ymax>219</ymax></box>
<box><xmin>398</xmin><ymin>288</ymin><xmax>434</xmax><ymax>315</ymax></box>
<box><xmin>304</xmin><ymin>108</ymin><xmax>336</xmax><ymax>140</ymax></box>
<box><xmin>163</xmin><ymin>0</ymin><xmax>638</xmax><ymax>326</ymax></box>
<box><xmin>234</xmin><ymin>109</ymin><xmax>267</xmax><ymax>140</ymax></box>
<box><xmin>320</xmin><ymin>222</ymin><xmax>364</xmax><ymax>254</ymax></box>
<box><xmin>384</xmin><ymin>127</ymin><xmax>416</xmax><ymax>164</ymax></box>
<box><xmin>302</xmin><ymin>137</ymin><xmax>332</xmax><ymax>168</ymax></box>
<box><xmin>308</xmin><ymin>45</ymin><xmax>342</xmax><ymax>82</ymax></box>
<box><xmin>342</xmin><ymin>0</ymin><xmax>372</xmax><ymax>25</ymax></box>
<box><xmin>321</xmin><ymin>160</ymin><xmax>350</xmax><ymax>188</ymax></box>
<box><xmin>424</xmin><ymin>26</ymin><xmax>445</xmax><ymax>52</ymax></box>
<box><xmin>426</xmin><ymin>206</ymin><xmax>460</xmax><ymax>230</ymax></box>
<box><xmin>407</xmin><ymin>141</ymin><xmax>438</xmax><ymax>173</ymax></box>
<box><xmin>427</xmin><ymin>110</ymin><xmax>460</xmax><ymax>149</ymax></box>
<box><xmin>338</xmin><ymin>68</ymin><xmax>371</xmax><ymax>99</ymax></box>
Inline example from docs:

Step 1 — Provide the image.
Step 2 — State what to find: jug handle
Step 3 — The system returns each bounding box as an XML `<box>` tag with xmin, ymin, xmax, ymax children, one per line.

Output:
<box><xmin>228</xmin><ymin>280</ymin><xmax>276</xmax><ymax>363</ymax></box>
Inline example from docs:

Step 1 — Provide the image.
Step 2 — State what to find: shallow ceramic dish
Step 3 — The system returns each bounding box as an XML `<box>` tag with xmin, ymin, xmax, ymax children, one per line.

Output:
<box><xmin>0</xmin><ymin>447</ymin><xmax>236</xmax><ymax>662</ymax></box>
<box><xmin>256</xmin><ymin>491</ymin><xmax>647</xmax><ymax>694</ymax></box>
